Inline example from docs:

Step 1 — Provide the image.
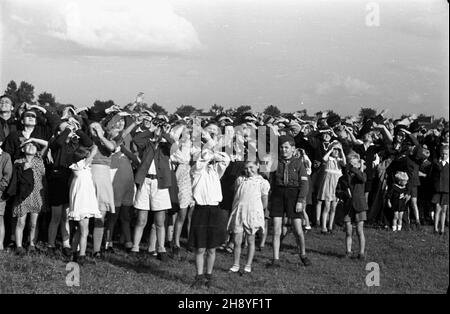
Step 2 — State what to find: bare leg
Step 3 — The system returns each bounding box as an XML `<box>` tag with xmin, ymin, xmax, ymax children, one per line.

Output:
<box><xmin>292</xmin><ymin>218</ymin><xmax>306</xmax><ymax>256</ymax></box>
<box><xmin>410</xmin><ymin>197</ymin><xmax>420</xmax><ymax>224</ymax></box>
<box><xmin>131</xmin><ymin>210</ymin><xmax>148</xmax><ymax>252</ymax></box>
<box><xmin>60</xmin><ymin>205</ymin><xmax>70</xmax><ymax>248</ymax></box>
<box><xmin>105</xmin><ymin>210</ymin><xmax>119</xmax><ymax>249</ymax></box>
<box><xmin>440</xmin><ymin>205</ymin><xmax>448</xmax><ymax>233</ymax></box>
<box><xmin>315</xmin><ymin>200</ymin><xmax>322</xmax><ymax>226</ymax></box>
<box><xmin>322</xmin><ymin>201</ymin><xmax>330</xmax><ymax>232</ymax></box>
<box><xmin>79</xmin><ymin>218</ymin><xmax>90</xmax><ymax>256</ymax></box>
<box><xmin>356</xmin><ymin>221</ymin><xmax>365</xmax><ymax>255</ymax></box>
<box><xmin>205</xmin><ymin>248</ymin><xmax>216</xmax><ymax>275</ymax></box>
<box><xmin>434</xmin><ymin>204</ymin><xmax>441</xmax><ymax>232</ymax></box>
<box><xmin>15</xmin><ymin>215</ymin><xmax>27</xmax><ymax>248</ymax></box>
<box><xmin>154</xmin><ymin>211</ymin><xmax>166</xmax><ymax>253</ymax></box>
<box><xmin>245</xmin><ymin>234</ymin><xmax>256</xmax><ymax>268</ymax></box>
<box><xmin>173</xmin><ymin>207</ymin><xmax>187</xmax><ymax>248</ymax></box>
<box><xmin>232</xmin><ymin>232</ymin><xmax>243</xmax><ymax>268</ymax></box>
<box><xmin>0</xmin><ymin>216</ymin><xmax>4</xmax><ymax>250</ymax></box>
<box><xmin>259</xmin><ymin>219</ymin><xmax>269</xmax><ymax>248</ymax></box>
<box><xmin>195</xmin><ymin>248</ymin><xmax>206</xmax><ymax>275</ymax></box>
<box><xmin>328</xmin><ymin>200</ymin><xmax>337</xmax><ymax>231</ymax></box>
<box><xmin>392</xmin><ymin>212</ymin><xmax>399</xmax><ymax>231</ymax></box>
<box><xmin>29</xmin><ymin>213</ymin><xmax>39</xmax><ymax>247</ymax></box>
<box><xmin>345</xmin><ymin>222</ymin><xmax>352</xmax><ymax>253</ymax></box>
<box><xmin>272</xmin><ymin>217</ymin><xmax>282</xmax><ymax>260</ymax></box>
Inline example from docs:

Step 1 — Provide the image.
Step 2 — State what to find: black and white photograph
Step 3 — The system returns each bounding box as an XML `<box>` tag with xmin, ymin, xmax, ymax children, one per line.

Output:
<box><xmin>0</xmin><ymin>0</ymin><xmax>448</xmax><ymax>299</ymax></box>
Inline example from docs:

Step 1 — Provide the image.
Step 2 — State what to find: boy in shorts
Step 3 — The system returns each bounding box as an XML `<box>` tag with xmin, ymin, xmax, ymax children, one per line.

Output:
<box><xmin>341</xmin><ymin>153</ymin><xmax>368</xmax><ymax>260</ymax></box>
<box><xmin>268</xmin><ymin>135</ymin><xmax>311</xmax><ymax>267</ymax></box>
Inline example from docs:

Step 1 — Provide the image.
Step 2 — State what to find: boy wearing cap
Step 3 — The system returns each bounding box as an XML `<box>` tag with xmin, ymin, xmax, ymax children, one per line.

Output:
<box><xmin>268</xmin><ymin>135</ymin><xmax>311</xmax><ymax>267</ymax></box>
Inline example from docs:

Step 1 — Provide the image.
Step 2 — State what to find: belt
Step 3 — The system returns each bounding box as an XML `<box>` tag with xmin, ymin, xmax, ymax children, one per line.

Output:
<box><xmin>146</xmin><ymin>174</ymin><xmax>158</xmax><ymax>180</ymax></box>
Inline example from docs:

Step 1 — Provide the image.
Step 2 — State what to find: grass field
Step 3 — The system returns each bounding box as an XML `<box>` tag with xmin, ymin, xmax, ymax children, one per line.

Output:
<box><xmin>0</xmin><ymin>225</ymin><xmax>448</xmax><ymax>294</ymax></box>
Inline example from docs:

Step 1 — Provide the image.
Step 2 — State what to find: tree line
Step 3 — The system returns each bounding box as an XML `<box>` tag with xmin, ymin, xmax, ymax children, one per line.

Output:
<box><xmin>2</xmin><ymin>80</ymin><xmax>440</xmax><ymax>122</ymax></box>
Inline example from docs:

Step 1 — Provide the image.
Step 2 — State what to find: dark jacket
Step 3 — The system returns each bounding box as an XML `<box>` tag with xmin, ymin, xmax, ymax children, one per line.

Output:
<box><xmin>0</xmin><ymin>151</ymin><xmax>13</xmax><ymax>199</ymax></box>
<box><xmin>49</xmin><ymin>129</ymin><xmax>93</xmax><ymax>169</ymax></box>
<box><xmin>270</xmin><ymin>157</ymin><xmax>309</xmax><ymax>203</ymax></box>
<box><xmin>6</xmin><ymin>162</ymin><xmax>34</xmax><ymax>205</ymax></box>
<box><xmin>0</xmin><ymin>116</ymin><xmax>19</xmax><ymax>142</ymax></box>
<box><xmin>346</xmin><ymin>166</ymin><xmax>368</xmax><ymax>213</ymax></box>
<box><xmin>431</xmin><ymin>161</ymin><xmax>449</xmax><ymax>193</ymax></box>
<box><xmin>133</xmin><ymin>131</ymin><xmax>174</xmax><ymax>188</ymax></box>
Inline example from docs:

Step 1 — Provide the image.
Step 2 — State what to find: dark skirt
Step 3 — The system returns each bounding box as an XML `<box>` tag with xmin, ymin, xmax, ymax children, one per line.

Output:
<box><xmin>188</xmin><ymin>204</ymin><xmax>227</xmax><ymax>249</ymax></box>
<box><xmin>47</xmin><ymin>168</ymin><xmax>72</xmax><ymax>206</ymax></box>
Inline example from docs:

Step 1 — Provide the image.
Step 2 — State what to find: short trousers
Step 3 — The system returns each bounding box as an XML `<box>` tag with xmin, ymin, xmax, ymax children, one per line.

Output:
<box><xmin>133</xmin><ymin>177</ymin><xmax>171</xmax><ymax>211</ymax></box>
<box><xmin>188</xmin><ymin>204</ymin><xmax>227</xmax><ymax>249</ymax></box>
<box><xmin>344</xmin><ymin>209</ymin><xmax>367</xmax><ymax>224</ymax></box>
<box><xmin>269</xmin><ymin>187</ymin><xmax>303</xmax><ymax>219</ymax></box>
<box><xmin>0</xmin><ymin>201</ymin><xmax>6</xmax><ymax>216</ymax></box>
<box><xmin>432</xmin><ymin>193</ymin><xmax>449</xmax><ymax>206</ymax></box>
<box><xmin>409</xmin><ymin>186</ymin><xmax>418</xmax><ymax>198</ymax></box>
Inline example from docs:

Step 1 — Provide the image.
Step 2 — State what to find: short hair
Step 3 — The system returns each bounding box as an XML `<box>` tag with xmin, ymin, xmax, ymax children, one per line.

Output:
<box><xmin>278</xmin><ymin>135</ymin><xmax>295</xmax><ymax>147</ymax></box>
<box><xmin>394</xmin><ymin>171</ymin><xmax>409</xmax><ymax>183</ymax></box>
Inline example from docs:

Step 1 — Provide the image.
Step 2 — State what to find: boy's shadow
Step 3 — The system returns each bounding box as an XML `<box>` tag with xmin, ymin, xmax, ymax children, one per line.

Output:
<box><xmin>105</xmin><ymin>255</ymin><xmax>194</xmax><ymax>287</ymax></box>
<box><xmin>306</xmin><ymin>248</ymin><xmax>345</xmax><ymax>259</ymax></box>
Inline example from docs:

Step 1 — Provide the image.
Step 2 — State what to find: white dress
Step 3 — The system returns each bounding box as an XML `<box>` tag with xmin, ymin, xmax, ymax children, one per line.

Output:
<box><xmin>69</xmin><ymin>159</ymin><xmax>101</xmax><ymax>221</ymax></box>
<box><xmin>227</xmin><ymin>175</ymin><xmax>270</xmax><ymax>235</ymax></box>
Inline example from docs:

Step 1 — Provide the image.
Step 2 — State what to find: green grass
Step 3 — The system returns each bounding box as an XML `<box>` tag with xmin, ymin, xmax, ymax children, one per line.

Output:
<box><xmin>0</xmin><ymin>225</ymin><xmax>448</xmax><ymax>294</ymax></box>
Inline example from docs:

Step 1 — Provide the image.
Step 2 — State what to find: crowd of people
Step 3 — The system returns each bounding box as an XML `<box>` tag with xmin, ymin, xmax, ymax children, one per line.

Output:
<box><xmin>0</xmin><ymin>92</ymin><xmax>448</xmax><ymax>289</ymax></box>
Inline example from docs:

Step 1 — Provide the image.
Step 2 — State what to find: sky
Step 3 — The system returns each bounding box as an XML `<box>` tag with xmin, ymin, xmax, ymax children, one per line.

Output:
<box><xmin>0</xmin><ymin>0</ymin><xmax>448</xmax><ymax>118</ymax></box>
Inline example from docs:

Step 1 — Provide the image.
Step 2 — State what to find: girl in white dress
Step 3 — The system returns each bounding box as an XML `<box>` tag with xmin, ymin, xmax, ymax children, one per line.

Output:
<box><xmin>69</xmin><ymin>146</ymin><xmax>102</xmax><ymax>264</ymax></box>
<box><xmin>227</xmin><ymin>160</ymin><xmax>270</xmax><ymax>274</ymax></box>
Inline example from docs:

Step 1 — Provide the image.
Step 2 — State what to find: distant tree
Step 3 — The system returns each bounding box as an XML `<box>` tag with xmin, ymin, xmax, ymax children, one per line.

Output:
<box><xmin>359</xmin><ymin>107</ymin><xmax>377</xmax><ymax>120</ymax></box>
<box><xmin>150</xmin><ymin>102</ymin><xmax>168</xmax><ymax>115</ymax></box>
<box><xmin>174</xmin><ymin>105</ymin><xmax>199</xmax><ymax>117</ymax></box>
<box><xmin>38</xmin><ymin>91</ymin><xmax>56</xmax><ymax>107</ymax></box>
<box><xmin>234</xmin><ymin>105</ymin><xmax>252</xmax><ymax>118</ymax></box>
<box><xmin>224</xmin><ymin>107</ymin><xmax>236</xmax><ymax>116</ymax></box>
<box><xmin>263</xmin><ymin>105</ymin><xmax>281</xmax><ymax>116</ymax></box>
<box><xmin>327</xmin><ymin>110</ymin><xmax>338</xmax><ymax>117</ymax></box>
<box><xmin>4</xmin><ymin>80</ymin><xmax>18</xmax><ymax>105</ymax></box>
<box><xmin>209</xmin><ymin>104</ymin><xmax>224</xmax><ymax>116</ymax></box>
<box><xmin>16</xmin><ymin>81</ymin><xmax>35</xmax><ymax>104</ymax></box>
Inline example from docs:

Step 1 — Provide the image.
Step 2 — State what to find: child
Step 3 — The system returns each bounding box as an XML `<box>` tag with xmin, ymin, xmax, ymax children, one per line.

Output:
<box><xmin>189</xmin><ymin>124</ymin><xmax>230</xmax><ymax>289</ymax></box>
<box><xmin>0</xmin><ymin>144</ymin><xmax>13</xmax><ymax>251</ymax></box>
<box><xmin>431</xmin><ymin>145</ymin><xmax>449</xmax><ymax>234</ymax></box>
<box><xmin>316</xmin><ymin>141</ymin><xmax>346</xmax><ymax>233</ymax></box>
<box><xmin>341</xmin><ymin>153</ymin><xmax>368</xmax><ymax>260</ymax></box>
<box><xmin>6</xmin><ymin>138</ymin><xmax>48</xmax><ymax>255</ymax></box>
<box><xmin>227</xmin><ymin>160</ymin><xmax>270</xmax><ymax>274</ymax></box>
<box><xmin>387</xmin><ymin>171</ymin><xmax>410</xmax><ymax>232</ymax></box>
<box><xmin>268</xmin><ymin>135</ymin><xmax>311</xmax><ymax>268</ymax></box>
<box><xmin>69</xmin><ymin>145</ymin><xmax>102</xmax><ymax>264</ymax></box>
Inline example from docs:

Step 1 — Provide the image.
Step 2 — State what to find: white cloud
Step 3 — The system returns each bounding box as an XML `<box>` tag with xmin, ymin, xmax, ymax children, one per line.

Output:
<box><xmin>3</xmin><ymin>0</ymin><xmax>201</xmax><ymax>54</ymax></box>
<box><xmin>315</xmin><ymin>75</ymin><xmax>376</xmax><ymax>96</ymax></box>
